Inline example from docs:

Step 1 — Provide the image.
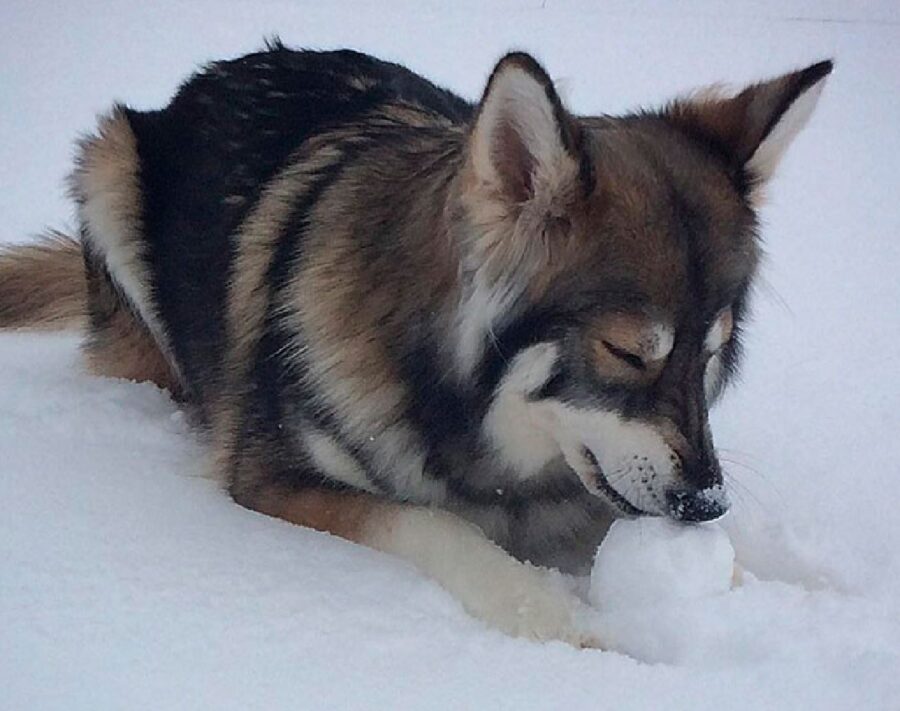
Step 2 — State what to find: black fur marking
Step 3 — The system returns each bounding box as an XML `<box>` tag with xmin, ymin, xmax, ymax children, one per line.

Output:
<box><xmin>124</xmin><ymin>45</ymin><xmax>477</xmax><ymax>493</ymax></box>
<box><xmin>127</xmin><ymin>48</ymin><xmax>474</xmax><ymax>425</ymax></box>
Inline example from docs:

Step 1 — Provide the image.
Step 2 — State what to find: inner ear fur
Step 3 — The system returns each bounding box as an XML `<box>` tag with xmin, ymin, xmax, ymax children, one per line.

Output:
<box><xmin>464</xmin><ymin>53</ymin><xmax>594</xmax><ymax>284</ymax></box>
<box><xmin>665</xmin><ymin>60</ymin><xmax>832</xmax><ymax>187</ymax></box>
<box><xmin>468</xmin><ymin>52</ymin><xmax>593</xmax><ymax>204</ymax></box>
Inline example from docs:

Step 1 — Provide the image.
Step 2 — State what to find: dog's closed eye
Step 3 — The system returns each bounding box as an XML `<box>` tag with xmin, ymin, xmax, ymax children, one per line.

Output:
<box><xmin>602</xmin><ymin>340</ymin><xmax>646</xmax><ymax>371</ymax></box>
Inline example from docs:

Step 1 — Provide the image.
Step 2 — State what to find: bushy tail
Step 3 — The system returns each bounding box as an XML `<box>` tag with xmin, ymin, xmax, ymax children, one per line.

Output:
<box><xmin>0</xmin><ymin>231</ymin><xmax>86</xmax><ymax>330</ymax></box>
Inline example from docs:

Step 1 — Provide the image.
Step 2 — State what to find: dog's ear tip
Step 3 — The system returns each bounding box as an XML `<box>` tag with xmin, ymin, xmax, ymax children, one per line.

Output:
<box><xmin>495</xmin><ymin>50</ymin><xmax>537</xmax><ymax>65</ymax></box>
<box><xmin>487</xmin><ymin>51</ymin><xmax>554</xmax><ymax>91</ymax></box>
<box><xmin>809</xmin><ymin>58</ymin><xmax>835</xmax><ymax>77</ymax></box>
<box><xmin>798</xmin><ymin>59</ymin><xmax>834</xmax><ymax>91</ymax></box>
<box><xmin>493</xmin><ymin>51</ymin><xmax>543</xmax><ymax>70</ymax></box>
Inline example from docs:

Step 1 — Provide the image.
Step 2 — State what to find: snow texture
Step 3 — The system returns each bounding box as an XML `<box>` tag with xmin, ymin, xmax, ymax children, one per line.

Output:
<box><xmin>589</xmin><ymin>519</ymin><xmax>739</xmax><ymax>664</ymax></box>
<box><xmin>589</xmin><ymin>519</ymin><xmax>735</xmax><ymax>611</ymax></box>
<box><xmin>2</xmin><ymin>1</ymin><xmax>900</xmax><ymax>709</ymax></box>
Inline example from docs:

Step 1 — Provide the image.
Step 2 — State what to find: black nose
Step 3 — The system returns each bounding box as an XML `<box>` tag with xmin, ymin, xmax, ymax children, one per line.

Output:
<box><xmin>666</xmin><ymin>488</ymin><xmax>729</xmax><ymax>522</ymax></box>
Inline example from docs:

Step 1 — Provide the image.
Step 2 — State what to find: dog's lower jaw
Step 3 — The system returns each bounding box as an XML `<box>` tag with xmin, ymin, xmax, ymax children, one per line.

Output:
<box><xmin>584</xmin><ymin>450</ymin><xmax>650</xmax><ymax>518</ymax></box>
<box><xmin>560</xmin><ymin>443</ymin><xmax>654</xmax><ymax>518</ymax></box>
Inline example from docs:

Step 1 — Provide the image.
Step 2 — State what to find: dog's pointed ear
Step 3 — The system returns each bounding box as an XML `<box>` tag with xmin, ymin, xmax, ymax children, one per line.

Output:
<box><xmin>667</xmin><ymin>60</ymin><xmax>832</xmax><ymax>195</ymax></box>
<box><xmin>468</xmin><ymin>52</ymin><xmax>591</xmax><ymax>204</ymax></box>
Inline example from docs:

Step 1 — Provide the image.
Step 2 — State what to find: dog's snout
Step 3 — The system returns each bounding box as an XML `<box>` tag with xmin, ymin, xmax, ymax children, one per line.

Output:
<box><xmin>666</xmin><ymin>487</ymin><xmax>729</xmax><ymax>522</ymax></box>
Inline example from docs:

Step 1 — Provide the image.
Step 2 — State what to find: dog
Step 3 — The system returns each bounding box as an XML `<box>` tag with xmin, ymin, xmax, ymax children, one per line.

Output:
<box><xmin>0</xmin><ymin>41</ymin><xmax>830</xmax><ymax>645</ymax></box>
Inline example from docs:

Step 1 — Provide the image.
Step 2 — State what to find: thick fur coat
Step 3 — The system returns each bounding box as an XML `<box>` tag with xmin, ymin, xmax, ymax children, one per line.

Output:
<box><xmin>0</xmin><ymin>43</ymin><xmax>830</xmax><ymax>643</ymax></box>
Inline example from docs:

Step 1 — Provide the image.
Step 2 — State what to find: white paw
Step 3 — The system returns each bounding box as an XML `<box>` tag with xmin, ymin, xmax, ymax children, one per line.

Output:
<box><xmin>471</xmin><ymin>562</ymin><xmax>604</xmax><ymax>648</ymax></box>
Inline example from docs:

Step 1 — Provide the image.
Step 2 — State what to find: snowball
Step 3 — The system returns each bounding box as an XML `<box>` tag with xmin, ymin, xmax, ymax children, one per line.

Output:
<box><xmin>589</xmin><ymin>517</ymin><xmax>735</xmax><ymax>611</ymax></box>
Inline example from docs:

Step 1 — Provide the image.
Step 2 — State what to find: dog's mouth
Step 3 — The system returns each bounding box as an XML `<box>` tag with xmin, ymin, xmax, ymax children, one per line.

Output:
<box><xmin>571</xmin><ymin>446</ymin><xmax>730</xmax><ymax>522</ymax></box>
<box><xmin>581</xmin><ymin>448</ymin><xmax>650</xmax><ymax>517</ymax></box>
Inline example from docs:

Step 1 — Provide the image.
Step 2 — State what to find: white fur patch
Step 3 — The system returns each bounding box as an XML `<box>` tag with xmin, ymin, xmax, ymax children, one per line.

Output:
<box><xmin>649</xmin><ymin>323</ymin><xmax>675</xmax><ymax>361</ymax></box>
<box><xmin>704</xmin><ymin>311</ymin><xmax>729</xmax><ymax>353</ymax></box>
<box><xmin>748</xmin><ymin>77</ymin><xmax>827</xmax><ymax>191</ymax></box>
<box><xmin>484</xmin><ymin>343</ymin><xmax>682</xmax><ymax>512</ymax></box>
<box><xmin>301</xmin><ymin>429</ymin><xmax>378</xmax><ymax>494</ymax></box>
<box><xmin>705</xmin><ymin>352</ymin><xmax>724</xmax><ymax>401</ymax></box>
<box><xmin>367</xmin><ymin>426</ymin><xmax>448</xmax><ymax>503</ymax></box>
<box><xmin>484</xmin><ymin>343</ymin><xmax>561</xmax><ymax>478</ymax></box>
<box><xmin>454</xmin><ymin>277</ymin><xmax>521</xmax><ymax>377</ymax></box>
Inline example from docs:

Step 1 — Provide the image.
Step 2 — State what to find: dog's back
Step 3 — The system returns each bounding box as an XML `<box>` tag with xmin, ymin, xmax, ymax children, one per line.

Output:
<box><xmin>74</xmin><ymin>46</ymin><xmax>471</xmax><ymax>410</ymax></box>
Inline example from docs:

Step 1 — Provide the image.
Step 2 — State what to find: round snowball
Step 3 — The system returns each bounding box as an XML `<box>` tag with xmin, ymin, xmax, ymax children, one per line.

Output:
<box><xmin>589</xmin><ymin>517</ymin><xmax>735</xmax><ymax>611</ymax></box>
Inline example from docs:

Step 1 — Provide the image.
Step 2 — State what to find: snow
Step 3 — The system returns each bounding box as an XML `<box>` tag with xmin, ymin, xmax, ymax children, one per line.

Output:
<box><xmin>589</xmin><ymin>519</ymin><xmax>735</xmax><ymax>611</ymax></box>
<box><xmin>2</xmin><ymin>1</ymin><xmax>900</xmax><ymax>709</ymax></box>
<box><xmin>588</xmin><ymin>519</ymin><xmax>741</xmax><ymax>665</ymax></box>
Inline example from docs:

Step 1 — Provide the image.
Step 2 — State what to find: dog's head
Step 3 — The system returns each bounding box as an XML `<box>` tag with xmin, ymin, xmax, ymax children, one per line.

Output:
<box><xmin>459</xmin><ymin>53</ymin><xmax>831</xmax><ymax>521</ymax></box>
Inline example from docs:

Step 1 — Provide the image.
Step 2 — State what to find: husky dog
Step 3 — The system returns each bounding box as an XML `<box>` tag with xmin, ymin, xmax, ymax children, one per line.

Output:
<box><xmin>0</xmin><ymin>42</ymin><xmax>830</xmax><ymax>645</ymax></box>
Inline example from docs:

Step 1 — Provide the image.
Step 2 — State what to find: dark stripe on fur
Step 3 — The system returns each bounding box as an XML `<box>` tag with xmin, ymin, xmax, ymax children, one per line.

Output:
<box><xmin>231</xmin><ymin>147</ymin><xmax>395</xmax><ymax>495</ymax></box>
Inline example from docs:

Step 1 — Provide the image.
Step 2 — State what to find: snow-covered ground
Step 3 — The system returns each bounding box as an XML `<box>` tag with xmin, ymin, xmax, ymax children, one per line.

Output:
<box><xmin>2</xmin><ymin>1</ymin><xmax>899</xmax><ymax>708</ymax></box>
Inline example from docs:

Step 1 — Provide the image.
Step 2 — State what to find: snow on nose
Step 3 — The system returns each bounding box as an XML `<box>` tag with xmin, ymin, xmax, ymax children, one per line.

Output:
<box><xmin>666</xmin><ymin>486</ymin><xmax>730</xmax><ymax>522</ymax></box>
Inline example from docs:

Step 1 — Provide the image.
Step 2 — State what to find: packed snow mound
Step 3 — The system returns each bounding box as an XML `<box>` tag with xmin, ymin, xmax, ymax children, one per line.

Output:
<box><xmin>590</xmin><ymin>518</ymin><xmax>744</xmax><ymax>664</ymax></box>
<box><xmin>589</xmin><ymin>518</ymin><xmax>735</xmax><ymax>611</ymax></box>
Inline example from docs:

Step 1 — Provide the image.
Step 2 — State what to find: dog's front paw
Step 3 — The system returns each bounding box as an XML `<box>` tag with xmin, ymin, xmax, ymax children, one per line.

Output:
<box><xmin>471</xmin><ymin>563</ymin><xmax>604</xmax><ymax>648</ymax></box>
<box><xmin>373</xmin><ymin>507</ymin><xmax>604</xmax><ymax>647</ymax></box>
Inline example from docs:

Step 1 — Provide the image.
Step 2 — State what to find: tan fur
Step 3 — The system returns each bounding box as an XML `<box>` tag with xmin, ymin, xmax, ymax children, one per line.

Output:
<box><xmin>247</xmin><ymin>485</ymin><xmax>385</xmax><ymax>542</ymax></box>
<box><xmin>587</xmin><ymin>125</ymin><xmax>757</xmax><ymax>311</ymax></box>
<box><xmin>83</xmin><ymin>305</ymin><xmax>179</xmax><ymax>391</ymax></box>
<box><xmin>71</xmin><ymin>109</ymin><xmax>143</xmax><ymax>248</ymax></box>
<box><xmin>71</xmin><ymin>108</ymin><xmax>179</xmax><ymax>376</ymax></box>
<box><xmin>65</xmin><ymin>110</ymin><xmax>180</xmax><ymax>391</ymax></box>
<box><xmin>0</xmin><ymin>232</ymin><xmax>86</xmax><ymax>329</ymax></box>
<box><xmin>283</xmin><ymin>130</ymin><xmax>461</xmax><ymax>436</ymax></box>
<box><xmin>588</xmin><ymin>313</ymin><xmax>668</xmax><ymax>384</ymax></box>
<box><xmin>211</xmin><ymin>121</ymin><xmax>463</xmax><ymax>492</ymax></box>
<box><xmin>226</xmin><ymin>143</ymin><xmax>349</xmax><ymax>377</ymax></box>
<box><xmin>212</xmin><ymin>144</ymin><xmax>351</xmax><ymax>479</ymax></box>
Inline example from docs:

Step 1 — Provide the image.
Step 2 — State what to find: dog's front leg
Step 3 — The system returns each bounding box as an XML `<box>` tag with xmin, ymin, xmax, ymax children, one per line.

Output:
<box><xmin>241</xmin><ymin>486</ymin><xmax>601</xmax><ymax>647</ymax></box>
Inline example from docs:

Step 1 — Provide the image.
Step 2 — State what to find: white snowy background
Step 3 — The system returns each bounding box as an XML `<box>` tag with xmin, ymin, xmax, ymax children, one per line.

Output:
<box><xmin>2</xmin><ymin>1</ymin><xmax>899</xmax><ymax>709</ymax></box>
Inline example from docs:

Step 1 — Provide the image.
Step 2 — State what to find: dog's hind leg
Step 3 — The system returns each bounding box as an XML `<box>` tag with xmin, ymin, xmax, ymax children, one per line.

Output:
<box><xmin>234</xmin><ymin>483</ymin><xmax>601</xmax><ymax>647</ymax></box>
<box><xmin>71</xmin><ymin>107</ymin><xmax>180</xmax><ymax>393</ymax></box>
<box><xmin>80</xmin><ymin>243</ymin><xmax>180</xmax><ymax>392</ymax></box>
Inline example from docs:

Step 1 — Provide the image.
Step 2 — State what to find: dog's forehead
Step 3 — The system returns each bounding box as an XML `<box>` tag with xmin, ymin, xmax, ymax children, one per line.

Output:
<box><xmin>577</xmin><ymin>121</ymin><xmax>759</xmax><ymax>318</ymax></box>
